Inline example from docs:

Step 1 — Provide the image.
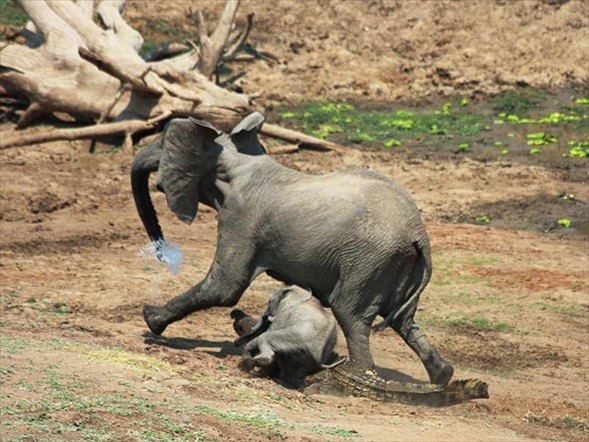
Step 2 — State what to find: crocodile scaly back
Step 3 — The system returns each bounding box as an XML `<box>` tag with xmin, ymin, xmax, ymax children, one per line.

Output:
<box><xmin>305</xmin><ymin>362</ymin><xmax>489</xmax><ymax>407</ymax></box>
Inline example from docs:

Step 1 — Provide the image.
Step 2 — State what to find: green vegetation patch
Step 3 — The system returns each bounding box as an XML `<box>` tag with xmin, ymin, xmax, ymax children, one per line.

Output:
<box><xmin>442</xmin><ymin>315</ymin><xmax>513</xmax><ymax>332</ymax></box>
<box><xmin>2</xmin><ymin>392</ymin><xmax>207</xmax><ymax>441</ymax></box>
<box><xmin>1</xmin><ymin>370</ymin><xmax>164</xmax><ymax>440</ymax></box>
<box><xmin>527</xmin><ymin>132</ymin><xmax>557</xmax><ymax>146</ymax></box>
<box><xmin>194</xmin><ymin>405</ymin><xmax>290</xmax><ymax>439</ymax></box>
<box><xmin>0</xmin><ymin>336</ymin><xmax>222</xmax><ymax>441</ymax></box>
<box><xmin>126</xmin><ymin>427</ymin><xmax>209</xmax><ymax>442</ymax></box>
<box><xmin>311</xmin><ymin>424</ymin><xmax>360</xmax><ymax>438</ymax></box>
<box><xmin>564</xmin><ymin>140</ymin><xmax>589</xmax><ymax>158</ymax></box>
<box><xmin>0</xmin><ymin>0</ymin><xmax>28</xmax><ymax>26</ymax></box>
<box><xmin>534</xmin><ymin>300</ymin><xmax>585</xmax><ymax>318</ymax></box>
<box><xmin>439</xmin><ymin>291</ymin><xmax>502</xmax><ymax>306</ymax></box>
<box><xmin>491</xmin><ymin>89</ymin><xmax>546</xmax><ymax>115</ymax></box>
<box><xmin>0</xmin><ymin>336</ymin><xmax>30</xmax><ymax>355</ymax></box>
<box><xmin>279</xmin><ymin>100</ymin><xmax>485</xmax><ymax>148</ymax></box>
<box><xmin>83</xmin><ymin>345</ymin><xmax>184</xmax><ymax>374</ymax></box>
<box><xmin>278</xmin><ymin>91</ymin><xmax>589</xmax><ymax>161</ymax></box>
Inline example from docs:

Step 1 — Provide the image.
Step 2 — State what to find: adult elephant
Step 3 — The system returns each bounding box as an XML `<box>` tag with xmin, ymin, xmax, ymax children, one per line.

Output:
<box><xmin>130</xmin><ymin>112</ymin><xmax>454</xmax><ymax>385</ymax></box>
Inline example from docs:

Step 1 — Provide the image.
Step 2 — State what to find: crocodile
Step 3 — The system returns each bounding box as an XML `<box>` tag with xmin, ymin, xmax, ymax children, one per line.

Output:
<box><xmin>231</xmin><ymin>308</ymin><xmax>489</xmax><ymax>407</ymax></box>
<box><xmin>304</xmin><ymin>362</ymin><xmax>488</xmax><ymax>407</ymax></box>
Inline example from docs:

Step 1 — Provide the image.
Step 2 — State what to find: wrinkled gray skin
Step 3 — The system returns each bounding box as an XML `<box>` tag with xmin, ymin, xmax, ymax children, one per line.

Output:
<box><xmin>235</xmin><ymin>285</ymin><xmax>344</xmax><ymax>386</ymax></box>
<box><xmin>130</xmin><ymin>112</ymin><xmax>453</xmax><ymax>385</ymax></box>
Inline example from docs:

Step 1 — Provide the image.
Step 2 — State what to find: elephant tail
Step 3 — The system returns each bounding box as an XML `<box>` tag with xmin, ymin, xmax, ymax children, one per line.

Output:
<box><xmin>130</xmin><ymin>143</ymin><xmax>165</xmax><ymax>246</ymax></box>
<box><xmin>373</xmin><ymin>238</ymin><xmax>432</xmax><ymax>331</ymax></box>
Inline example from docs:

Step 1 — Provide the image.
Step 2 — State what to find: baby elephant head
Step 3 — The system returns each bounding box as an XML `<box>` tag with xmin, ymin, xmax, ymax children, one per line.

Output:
<box><xmin>237</xmin><ymin>285</ymin><xmax>340</xmax><ymax>386</ymax></box>
<box><xmin>265</xmin><ymin>285</ymin><xmax>304</xmax><ymax>319</ymax></box>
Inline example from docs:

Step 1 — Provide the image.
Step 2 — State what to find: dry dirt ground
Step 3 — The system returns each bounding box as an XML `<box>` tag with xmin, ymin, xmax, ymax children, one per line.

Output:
<box><xmin>1</xmin><ymin>1</ymin><xmax>589</xmax><ymax>441</ymax></box>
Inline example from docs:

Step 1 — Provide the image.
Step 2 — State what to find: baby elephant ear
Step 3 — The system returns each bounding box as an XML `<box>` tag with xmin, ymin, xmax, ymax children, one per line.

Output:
<box><xmin>158</xmin><ymin>118</ymin><xmax>221</xmax><ymax>224</ymax></box>
<box><xmin>230</xmin><ymin>111</ymin><xmax>266</xmax><ymax>155</ymax></box>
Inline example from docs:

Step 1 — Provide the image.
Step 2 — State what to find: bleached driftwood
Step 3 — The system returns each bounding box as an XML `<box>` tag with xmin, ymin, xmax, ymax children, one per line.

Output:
<box><xmin>0</xmin><ymin>0</ymin><xmax>343</xmax><ymax>154</ymax></box>
<box><xmin>0</xmin><ymin>0</ymin><xmax>251</xmax><ymax>140</ymax></box>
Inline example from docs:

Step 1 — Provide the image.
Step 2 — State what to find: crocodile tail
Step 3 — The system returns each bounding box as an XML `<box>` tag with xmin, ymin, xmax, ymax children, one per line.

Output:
<box><xmin>383</xmin><ymin>378</ymin><xmax>489</xmax><ymax>407</ymax></box>
<box><xmin>449</xmin><ymin>379</ymin><xmax>490</xmax><ymax>400</ymax></box>
<box><xmin>374</xmin><ymin>238</ymin><xmax>433</xmax><ymax>331</ymax></box>
<box><xmin>428</xmin><ymin>378</ymin><xmax>490</xmax><ymax>407</ymax></box>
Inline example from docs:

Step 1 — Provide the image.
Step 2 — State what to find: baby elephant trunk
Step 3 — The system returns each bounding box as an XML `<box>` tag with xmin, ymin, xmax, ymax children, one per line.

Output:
<box><xmin>231</xmin><ymin>309</ymin><xmax>261</xmax><ymax>343</ymax></box>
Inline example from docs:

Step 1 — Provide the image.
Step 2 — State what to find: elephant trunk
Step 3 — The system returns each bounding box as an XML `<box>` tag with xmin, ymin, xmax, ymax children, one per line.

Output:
<box><xmin>130</xmin><ymin>142</ymin><xmax>165</xmax><ymax>252</ymax></box>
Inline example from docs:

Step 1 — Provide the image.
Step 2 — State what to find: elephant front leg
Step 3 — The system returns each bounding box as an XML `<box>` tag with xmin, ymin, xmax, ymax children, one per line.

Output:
<box><xmin>239</xmin><ymin>336</ymin><xmax>273</xmax><ymax>371</ymax></box>
<box><xmin>142</xmin><ymin>214</ymin><xmax>259</xmax><ymax>335</ymax></box>
<box><xmin>143</xmin><ymin>283</ymin><xmax>204</xmax><ymax>335</ymax></box>
<box><xmin>143</xmin><ymin>268</ymin><xmax>250</xmax><ymax>335</ymax></box>
<box><xmin>395</xmin><ymin>322</ymin><xmax>454</xmax><ymax>386</ymax></box>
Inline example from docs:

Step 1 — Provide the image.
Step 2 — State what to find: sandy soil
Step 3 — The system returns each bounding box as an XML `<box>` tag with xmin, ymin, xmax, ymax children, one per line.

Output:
<box><xmin>1</xmin><ymin>1</ymin><xmax>588</xmax><ymax>441</ymax></box>
<box><xmin>126</xmin><ymin>0</ymin><xmax>589</xmax><ymax>104</ymax></box>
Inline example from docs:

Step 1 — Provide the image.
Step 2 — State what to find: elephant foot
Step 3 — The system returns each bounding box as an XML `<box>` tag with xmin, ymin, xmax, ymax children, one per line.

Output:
<box><xmin>238</xmin><ymin>355</ymin><xmax>255</xmax><ymax>372</ymax></box>
<box><xmin>143</xmin><ymin>304</ymin><xmax>169</xmax><ymax>335</ymax></box>
<box><xmin>253</xmin><ymin>353</ymin><xmax>273</xmax><ymax>367</ymax></box>
<box><xmin>425</xmin><ymin>350</ymin><xmax>454</xmax><ymax>386</ymax></box>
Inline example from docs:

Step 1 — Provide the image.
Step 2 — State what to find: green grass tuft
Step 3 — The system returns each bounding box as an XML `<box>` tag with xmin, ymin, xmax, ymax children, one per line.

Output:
<box><xmin>491</xmin><ymin>89</ymin><xmax>545</xmax><ymax>115</ymax></box>
<box><xmin>444</xmin><ymin>315</ymin><xmax>513</xmax><ymax>332</ymax></box>
<box><xmin>0</xmin><ymin>0</ymin><xmax>28</xmax><ymax>26</ymax></box>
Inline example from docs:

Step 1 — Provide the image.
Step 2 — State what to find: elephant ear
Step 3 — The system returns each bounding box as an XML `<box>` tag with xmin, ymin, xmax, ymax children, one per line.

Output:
<box><xmin>158</xmin><ymin>118</ymin><xmax>221</xmax><ymax>224</ymax></box>
<box><xmin>230</xmin><ymin>111</ymin><xmax>266</xmax><ymax>155</ymax></box>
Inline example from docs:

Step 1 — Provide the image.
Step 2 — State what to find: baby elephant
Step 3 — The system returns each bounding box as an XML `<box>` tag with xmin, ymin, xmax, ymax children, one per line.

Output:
<box><xmin>232</xmin><ymin>285</ymin><xmax>345</xmax><ymax>386</ymax></box>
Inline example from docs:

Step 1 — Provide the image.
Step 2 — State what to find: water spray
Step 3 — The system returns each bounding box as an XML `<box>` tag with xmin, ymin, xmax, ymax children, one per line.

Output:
<box><xmin>139</xmin><ymin>239</ymin><xmax>184</xmax><ymax>275</ymax></box>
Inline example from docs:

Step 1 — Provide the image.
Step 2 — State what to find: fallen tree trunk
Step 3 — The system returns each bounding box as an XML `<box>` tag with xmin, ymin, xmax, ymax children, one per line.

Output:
<box><xmin>0</xmin><ymin>0</ymin><xmax>345</xmax><ymax>154</ymax></box>
<box><xmin>0</xmin><ymin>0</ymin><xmax>251</xmax><ymax>133</ymax></box>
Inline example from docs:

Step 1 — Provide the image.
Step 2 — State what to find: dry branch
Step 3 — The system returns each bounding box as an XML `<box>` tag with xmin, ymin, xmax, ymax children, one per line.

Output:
<box><xmin>260</xmin><ymin>123</ymin><xmax>345</xmax><ymax>153</ymax></box>
<box><xmin>189</xmin><ymin>0</ymin><xmax>240</xmax><ymax>79</ymax></box>
<box><xmin>78</xmin><ymin>47</ymin><xmax>161</xmax><ymax>97</ymax></box>
<box><xmin>223</xmin><ymin>12</ymin><xmax>254</xmax><ymax>61</ymax></box>
<box><xmin>96</xmin><ymin>0</ymin><xmax>143</xmax><ymax>52</ymax></box>
<box><xmin>0</xmin><ymin>114</ymin><xmax>170</xmax><ymax>150</ymax></box>
<box><xmin>266</xmin><ymin>144</ymin><xmax>300</xmax><ymax>155</ymax></box>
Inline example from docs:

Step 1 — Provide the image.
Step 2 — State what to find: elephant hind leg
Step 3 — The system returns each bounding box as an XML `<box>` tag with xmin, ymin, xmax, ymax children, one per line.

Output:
<box><xmin>393</xmin><ymin>320</ymin><xmax>454</xmax><ymax>386</ymax></box>
<box><xmin>329</xmin><ymin>285</ymin><xmax>379</xmax><ymax>370</ymax></box>
<box><xmin>333</xmin><ymin>315</ymin><xmax>375</xmax><ymax>369</ymax></box>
